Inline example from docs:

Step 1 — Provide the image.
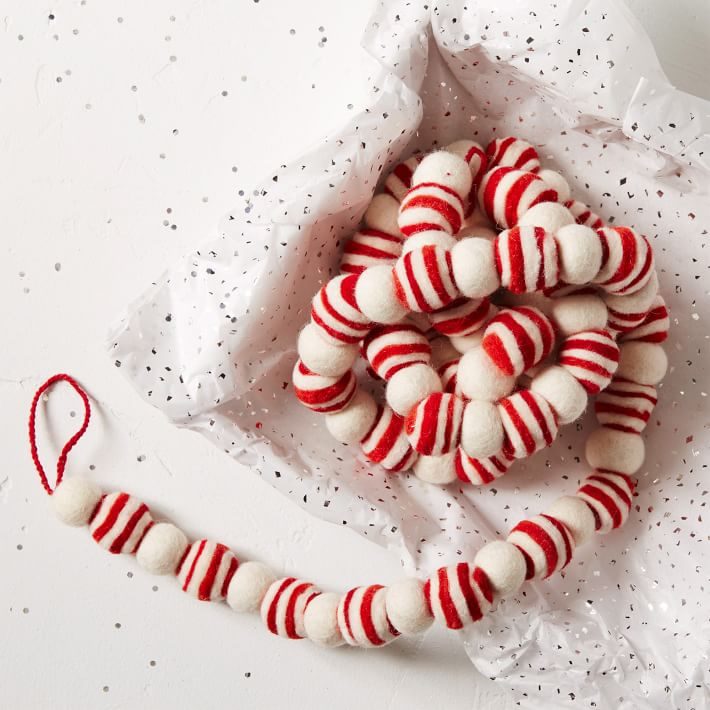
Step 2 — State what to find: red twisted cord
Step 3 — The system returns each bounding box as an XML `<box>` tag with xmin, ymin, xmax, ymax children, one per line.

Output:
<box><xmin>28</xmin><ymin>374</ymin><xmax>91</xmax><ymax>495</ymax></box>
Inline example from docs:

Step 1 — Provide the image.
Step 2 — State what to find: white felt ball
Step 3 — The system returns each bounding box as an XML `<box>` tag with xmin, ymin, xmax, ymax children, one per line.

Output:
<box><xmin>537</xmin><ymin>169</ymin><xmax>571</xmax><ymax>202</ymax></box>
<box><xmin>460</xmin><ymin>400</ymin><xmax>504</xmax><ymax>459</ymax></box>
<box><xmin>51</xmin><ymin>477</ymin><xmax>102</xmax><ymax>527</ymax></box>
<box><xmin>429</xmin><ymin>335</ymin><xmax>460</xmax><ymax>368</ymax></box>
<box><xmin>386</xmin><ymin>363</ymin><xmax>442</xmax><ymax>416</ymax></box>
<box><xmin>450</xmin><ymin>329</ymin><xmax>485</xmax><ymax>353</ymax></box>
<box><xmin>297</xmin><ymin>323</ymin><xmax>358</xmax><ymax>377</ymax></box>
<box><xmin>385</xmin><ymin>578</ymin><xmax>433</xmax><ymax>635</ymax></box>
<box><xmin>530</xmin><ymin>365</ymin><xmax>587</xmax><ymax>425</ymax></box>
<box><xmin>585</xmin><ymin>427</ymin><xmax>645</xmax><ymax>474</ymax></box>
<box><xmin>303</xmin><ymin>592</ymin><xmax>345</xmax><ymax>647</ymax></box>
<box><xmin>227</xmin><ymin>561</ymin><xmax>277</xmax><ymax>614</ymax></box>
<box><xmin>473</xmin><ymin>541</ymin><xmax>527</xmax><ymax>597</ymax></box>
<box><xmin>354</xmin><ymin>264</ymin><xmax>408</xmax><ymax>324</ymax></box>
<box><xmin>136</xmin><ymin>522</ymin><xmax>188</xmax><ymax>575</ymax></box>
<box><xmin>450</xmin><ymin>237</ymin><xmax>500</xmax><ymax>298</ymax></box>
<box><xmin>548</xmin><ymin>294</ymin><xmax>608</xmax><ymax>336</ymax></box>
<box><xmin>325</xmin><ymin>389</ymin><xmax>378</xmax><ymax>444</ymax></box>
<box><xmin>412</xmin><ymin>151</ymin><xmax>472</xmax><ymax>199</ymax></box>
<box><xmin>554</xmin><ymin>224</ymin><xmax>603</xmax><ymax>284</ymax></box>
<box><xmin>413</xmin><ymin>452</ymin><xmax>457</xmax><ymax>484</ymax></box>
<box><xmin>364</xmin><ymin>193</ymin><xmax>401</xmax><ymax>236</ymax></box>
<box><xmin>518</xmin><ymin>202</ymin><xmax>574</xmax><ymax>234</ymax></box>
<box><xmin>457</xmin><ymin>347</ymin><xmax>516</xmax><ymax>401</ymax></box>
<box><xmin>401</xmin><ymin>230</ymin><xmax>457</xmax><ymax>253</ymax></box>
<box><xmin>616</xmin><ymin>341</ymin><xmax>668</xmax><ymax>386</ymax></box>
<box><xmin>546</xmin><ymin>495</ymin><xmax>597</xmax><ymax>546</ymax></box>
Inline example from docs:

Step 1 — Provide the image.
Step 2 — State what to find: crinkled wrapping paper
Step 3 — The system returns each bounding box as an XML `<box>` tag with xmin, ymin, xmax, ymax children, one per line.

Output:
<box><xmin>108</xmin><ymin>1</ymin><xmax>710</xmax><ymax>707</ymax></box>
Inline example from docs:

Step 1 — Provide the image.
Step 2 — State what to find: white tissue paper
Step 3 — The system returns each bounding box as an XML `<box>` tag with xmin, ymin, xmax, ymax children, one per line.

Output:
<box><xmin>109</xmin><ymin>1</ymin><xmax>710</xmax><ymax>707</ymax></box>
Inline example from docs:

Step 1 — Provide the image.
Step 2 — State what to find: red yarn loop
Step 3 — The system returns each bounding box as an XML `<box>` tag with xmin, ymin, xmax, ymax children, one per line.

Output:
<box><xmin>28</xmin><ymin>374</ymin><xmax>91</xmax><ymax>495</ymax></box>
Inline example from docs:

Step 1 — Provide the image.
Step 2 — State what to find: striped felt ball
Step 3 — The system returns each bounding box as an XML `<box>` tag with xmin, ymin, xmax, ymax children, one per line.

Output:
<box><xmin>398</xmin><ymin>182</ymin><xmax>466</xmax><ymax>236</ymax></box>
<box><xmin>340</xmin><ymin>229</ymin><xmax>403</xmax><ymax>275</ymax></box>
<box><xmin>447</xmin><ymin>139</ymin><xmax>488</xmax><ymax>214</ymax></box>
<box><xmin>177</xmin><ymin>540</ymin><xmax>239</xmax><ymax>602</ymax></box>
<box><xmin>362</xmin><ymin>323</ymin><xmax>431</xmax><ymax>380</ymax></box>
<box><xmin>311</xmin><ymin>274</ymin><xmax>372</xmax><ymax>345</ymax></box>
<box><xmin>577</xmin><ymin>471</ymin><xmax>635</xmax><ymax>534</ymax></box>
<box><xmin>423</xmin><ymin>563</ymin><xmax>493</xmax><ymax>629</ymax></box>
<box><xmin>595</xmin><ymin>227</ymin><xmax>654</xmax><ymax>295</ymax></box>
<box><xmin>482</xmin><ymin>306</ymin><xmax>555</xmax><ymax>377</ymax></box>
<box><xmin>384</xmin><ymin>155</ymin><xmax>422</xmax><ymax>202</ymax></box>
<box><xmin>454</xmin><ymin>447</ymin><xmax>513</xmax><ymax>486</ymax></box>
<box><xmin>559</xmin><ymin>329</ymin><xmax>620</xmax><ymax>394</ymax></box>
<box><xmin>478</xmin><ymin>167</ymin><xmax>557</xmax><ymax>229</ymax></box>
<box><xmin>486</xmin><ymin>136</ymin><xmax>541</xmax><ymax>173</ymax></box>
<box><xmin>89</xmin><ymin>492</ymin><xmax>153</xmax><ymax>555</ymax></box>
<box><xmin>337</xmin><ymin>585</ymin><xmax>400</xmax><ymax>648</ymax></box>
<box><xmin>594</xmin><ymin>377</ymin><xmax>657</xmax><ymax>434</ymax></box>
<box><xmin>495</xmin><ymin>225</ymin><xmax>560</xmax><ymax>294</ymax></box>
<box><xmin>563</xmin><ymin>199</ymin><xmax>604</xmax><ymax>229</ymax></box>
<box><xmin>261</xmin><ymin>577</ymin><xmax>321</xmax><ymax>639</ymax></box>
<box><xmin>507</xmin><ymin>514</ymin><xmax>575</xmax><ymax>580</ymax></box>
<box><xmin>428</xmin><ymin>297</ymin><xmax>491</xmax><ymax>337</ymax></box>
<box><xmin>621</xmin><ymin>296</ymin><xmax>669</xmax><ymax>344</ymax></box>
<box><xmin>498</xmin><ymin>390</ymin><xmax>559</xmax><ymax>459</ymax></box>
<box><xmin>292</xmin><ymin>360</ymin><xmax>356</xmax><ymax>413</ymax></box>
<box><xmin>438</xmin><ymin>358</ymin><xmax>459</xmax><ymax>394</ymax></box>
<box><xmin>393</xmin><ymin>244</ymin><xmax>459</xmax><ymax>313</ymax></box>
<box><xmin>360</xmin><ymin>405</ymin><xmax>418</xmax><ymax>472</ymax></box>
<box><xmin>405</xmin><ymin>392</ymin><xmax>465</xmax><ymax>456</ymax></box>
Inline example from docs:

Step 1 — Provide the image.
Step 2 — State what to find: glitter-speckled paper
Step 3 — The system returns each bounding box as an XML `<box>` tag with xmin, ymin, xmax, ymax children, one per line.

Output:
<box><xmin>109</xmin><ymin>1</ymin><xmax>710</xmax><ymax>707</ymax></box>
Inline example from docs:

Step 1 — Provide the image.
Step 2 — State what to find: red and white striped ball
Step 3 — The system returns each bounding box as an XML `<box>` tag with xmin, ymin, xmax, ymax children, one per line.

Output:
<box><xmin>177</xmin><ymin>540</ymin><xmax>239</xmax><ymax>602</ymax></box>
<box><xmin>482</xmin><ymin>306</ymin><xmax>555</xmax><ymax>377</ymax></box>
<box><xmin>595</xmin><ymin>227</ymin><xmax>654</xmax><ymax>295</ymax></box>
<box><xmin>384</xmin><ymin>155</ymin><xmax>422</xmax><ymax>202</ymax></box>
<box><xmin>90</xmin><ymin>492</ymin><xmax>153</xmax><ymax>555</ymax></box>
<box><xmin>398</xmin><ymin>182</ymin><xmax>466</xmax><ymax>236</ymax></box>
<box><xmin>446</xmin><ymin>139</ymin><xmax>488</xmax><ymax>214</ymax></box>
<box><xmin>438</xmin><ymin>358</ymin><xmax>459</xmax><ymax>394</ymax></box>
<box><xmin>486</xmin><ymin>136</ymin><xmax>541</xmax><ymax>173</ymax></box>
<box><xmin>340</xmin><ymin>229</ymin><xmax>402</xmax><ymax>275</ymax></box>
<box><xmin>607</xmin><ymin>304</ymin><xmax>649</xmax><ymax>335</ymax></box>
<box><xmin>577</xmin><ymin>471</ymin><xmax>635</xmax><ymax>534</ymax></box>
<box><xmin>507</xmin><ymin>514</ymin><xmax>575</xmax><ymax>580</ymax></box>
<box><xmin>362</xmin><ymin>323</ymin><xmax>431</xmax><ymax>380</ymax></box>
<box><xmin>454</xmin><ymin>447</ymin><xmax>514</xmax><ymax>486</ymax></box>
<box><xmin>361</xmin><ymin>405</ymin><xmax>418</xmax><ymax>471</ymax></box>
<box><xmin>429</xmin><ymin>297</ymin><xmax>491</xmax><ymax>337</ymax></box>
<box><xmin>337</xmin><ymin>585</ymin><xmax>400</xmax><ymax>648</ymax></box>
<box><xmin>563</xmin><ymin>199</ymin><xmax>604</xmax><ymax>229</ymax></box>
<box><xmin>405</xmin><ymin>392</ymin><xmax>465</xmax><ymax>456</ymax></box>
<box><xmin>393</xmin><ymin>244</ymin><xmax>458</xmax><ymax>313</ymax></box>
<box><xmin>311</xmin><ymin>274</ymin><xmax>371</xmax><ymax>345</ymax></box>
<box><xmin>594</xmin><ymin>377</ymin><xmax>657</xmax><ymax>434</ymax></box>
<box><xmin>495</xmin><ymin>225</ymin><xmax>560</xmax><ymax>293</ymax></box>
<box><xmin>479</xmin><ymin>167</ymin><xmax>557</xmax><ymax>229</ymax></box>
<box><xmin>498</xmin><ymin>390</ymin><xmax>559</xmax><ymax>459</ymax></box>
<box><xmin>261</xmin><ymin>577</ymin><xmax>321</xmax><ymax>639</ymax></box>
<box><xmin>559</xmin><ymin>329</ymin><xmax>620</xmax><ymax>394</ymax></box>
<box><xmin>621</xmin><ymin>296</ymin><xmax>669</xmax><ymax>344</ymax></box>
<box><xmin>424</xmin><ymin>563</ymin><xmax>493</xmax><ymax>629</ymax></box>
<box><xmin>292</xmin><ymin>360</ymin><xmax>356</xmax><ymax>413</ymax></box>
<box><xmin>543</xmin><ymin>282</ymin><xmax>597</xmax><ymax>299</ymax></box>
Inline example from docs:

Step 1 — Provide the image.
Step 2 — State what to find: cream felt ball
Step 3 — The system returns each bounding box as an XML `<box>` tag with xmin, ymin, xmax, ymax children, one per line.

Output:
<box><xmin>530</xmin><ymin>365</ymin><xmax>587</xmax><ymax>425</ymax></box>
<box><xmin>303</xmin><ymin>592</ymin><xmax>344</xmax><ymax>647</ymax></box>
<box><xmin>460</xmin><ymin>400</ymin><xmax>505</xmax><ymax>459</ymax></box>
<box><xmin>401</xmin><ymin>230</ymin><xmax>457</xmax><ymax>253</ymax></box>
<box><xmin>354</xmin><ymin>264</ymin><xmax>408</xmax><ymax>324</ymax></box>
<box><xmin>364</xmin><ymin>193</ymin><xmax>401</xmax><ymax>236</ymax></box>
<box><xmin>537</xmin><ymin>169</ymin><xmax>571</xmax><ymax>202</ymax></box>
<box><xmin>518</xmin><ymin>202</ymin><xmax>574</xmax><ymax>234</ymax></box>
<box><xmin>458</xmin><ymin>347</ymin><xmax>516</xmax><ymax>401</ymax></box>
<box><xmin>554</xmin><ymin>223</ymin><xmax>603</xmax><ymax>284</ymax></box>
<box><xmin>616</xmin><ymin>341</ymin><xmax>668</xmax><ymax>385</ymax></box>
<box><xmin>297</xmin><ymin>323</ymin><xmax>358</xmax><ymax>377</ymax></box>
<box><xmin>411</xmin><ymin>150</ymin><xmax>473</xmax><ymax>199</ymax></box>
<box><xmin>51</xmin><ymin>477</ymin><xmax>102</xmax><ymax>527</ymax></box>
<box><xmin>227</xmin><ymin>561</ymin><xmax>277</xmax><ymax>613</ymax></box>
<box><xmin>450</xmin><ymin>329</ymin><xmax>485</xmax><ymax>353</ymax></box>
<box><xmin>136</xmin><ymin>522</ymin><xmax>188</xmax><ymax>575</ymax></box>
<box><xmin>325</xmin><ymin>389</ymin><xmax>378</xmax><ymax>444</ymax></box>
<box><xmin>473</xmin><ymin>541</ymin><xmax>527</xmax><ymax>597</ymax></box>
<box><xmin>546</xmin><ymin>495</ymin><xmax>597</xmax><ymax>546</ymax></box>
<box><xmin>450</xmin><ymin>237</ymin><xmax>500</xmax><ymax>298</ymax></box>
<box><xmin>386</xmin><ymin>363</ymin><xmax>442</xmax><ymax>416</ymax></box>
<box><xmin>413</xmin><ymin>452</ymin><xmax>457</xmax><ymax>484</ymax></box>
<box><xmin>385</xmin><ymin>578</ymin><xmax>433</xmax><ymax>635</ymax></box>
<box><xmin>548</xmin><ymin>294</ymin><xmax>608</xmax><ymax>336</ymax></box>
<box><xmin>585</xmin><ymin>427</ymin><xmax>645</xmax><ymax>474</ymax></box>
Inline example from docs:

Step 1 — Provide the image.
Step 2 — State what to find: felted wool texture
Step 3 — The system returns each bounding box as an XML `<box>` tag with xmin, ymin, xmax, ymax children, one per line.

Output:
<box><xmin>450</xmin><ymin>237</ymin><xmax>500</xmax><ymax>298</ymax></box>
<box><xmin>401</xmin><ymin>229</ymin><xmax>457</xmax><ymax>254</ymax></box>
<box><xmin>495</xmin><ymin>225</ymin><xmax>560</xmax><ymax>294</ymax></box>
<box><xmin>507</xmin><ymin>514</ymin><xmax>575</xmax><ymax>580</ymax></box>
<box><xmin>585</xmin><ymin>427</ymin><xmax>645</xmax><ymax>475</ymax></box>
<box><xmin>454</xmin><ymin>448</ymin><xmax>513</xmax><ymax>485</ymax></box>
<box><xmin>554</xmin><ymin>223</ymin><xmax>604</xmax><ymax>284</ymax></box>
<box><xmin>428</xmin><ymin>297</ymin><xmax>491</xmax><ymax>337</ymax></box>
<box><xmin>177</xmin><ymin>540</ymin><xmax>239</xmax><ymax>602</ymax></box>
<box><xmin>385</xmin><ymin>578</ymin><xmax>434</xmax><ymax>635</ymax></box>
<box><xmin>136</xmin><ymin>522</ymin><xmax>188</xmax><ymax>575</ymax></box>
<box><xmin>518</xmin><ymin>202</ymin><xmax>575</xmax><ymax>234</ymax></box>
<box><xmin>458</xmin><ymin>225</ymin><xmax>498</xmax><ymax>241</ymax></box>
<box><xmin>428</xmin><ymin>330</ymin><xmax>461</xmax><ymax>367</ymax></box>
<box><xmin>360</xmin><ymin>405</ymin><xmax>418</xmax><ymax>471</ymax></box>
<box><xmin>405</xmin><ymin>392</ymin><xmax>465</xmax><ymax>456</ymax></box>
<box><xmin>438</xmin><ymin>357</ymin><xmax>459</xmax><ymax>394</ymax></box>
<box><xmin>558</xmin><ymin>329</ymin><xmax>620</xmax><ymax>394</ymax></box>
<box><xmin>450</xmin><ymin>329</ymin><xmax>485</xmax><ymax>354</ymax></box>
<box><xmin>398</xmin><ymin>182</ymin><xmax>466</xmax><ymax>236</ymax></box>
<box><xmin>51</xmin><ymin>477</ymin><xmax>102</xmax><ymax>527</ymax></box>
<box><xmin>620</xmin><ymin>295</ymin><xmax>669</xmax><ymax>344</ymax></box>
<box><xmin>413</xmin><ymin>451</ymin><xmax>457</xmax><ymax>484</ymax></box>
<box><xmin>354</xmin><ymin>264</ymin><xmax>408</xmax><ymax>324</ymax></box>
<box><xmin>226</xmin><ymin>561</ymin><xmax>277</xmax><ymax>614</ymax></box>
<box><xmin>548</xmin><ymin>294</ymin><xmax>608</xmax><ymax>336</ymax></box>
<box><xmin>594</xmin><ymin>226</ymin><xmax>654</xmax><ymax>295</ymax></box>
<box><xmin>577</xmin><ymin>471</ymin><xmax>635</xmax><ymax>534</ymax></box>
<box><xmin>546</xmin><ymin>495</ymin><xmax>597</xmax><ymax>546</ymax></box>
<box><xmin>292</xmin><ymin>360</ymin><xmax>356</xmax><ymax>413</ymax></box>
<box><xmin>473</xmin><ymin>540</ymin><xmax>527</xmax><ymax>597</ymax></box>
<box><xmin>457</xmin><ymin>346</ymin><xmax>516</xmax><ymax>401</ymax></box>
<box><xmin>537</xmin><ymin>169</ymin><xmax>571</xmax><ymax>202</ymax></box>
<box><xmin>340</xmin><ymin>228</ymin><xmax>402</xmax><ymax>275</ymax></box>
<box><xmin>383</xmin><ymin>155</ymin><xmax>421</xmax><ymax>202</ymax></box>
<box><xmin>563</xmin><ymin>199</ymin><xmax>604</xmax><ymax>229</ymax></box>
<box><xmin>385</xmin><ymin>362</ymin><xmax>442</xmax><ymax>416</ymax></box>
<box><xmin>424</xmin><ymin>563</ymin><xmax>493</xmax><ymax>629</ymax></box>
<box><xmin>261</xmin><ymin>577</ymin><xmax>320</xmax><ymax>639</ymax></box>
<box><xmin>445</xmin><ymin>139</ymin><xmax>488</xmax><ymax>214</ymax></box>
<box><xmin>486</xmin><ymin>136</ymin><xmax>540</xmax><ymax>173</ymax></box>
<box><xmin>337</xmin><ymin>585</ymin><xmax>400</xmax><ymax>648</ymax></box>
<box><xmin>311</xmin><ymin>273</ymin><xmax>371</xmax><ymax>345</ymax></box>
<box><xmin>595</xmin><ymin>377</ymin><xmax>657</xmax><ymax>434</ymax></box>
<box><xmin>411</xmin><ymin>150</ymin><xmax>473</xmax><ymax>200</ymax></box>
<box><xmin>393</xmin><ymin>244</ymin><xmax>459</xmax><ymax>313</ymax></box>
<box><xmin>325</xmin><ymin>389</ymin><xmax>378</xmax><ymax>444</ymax></box>
<box><xmin>460</xmin><ymin>400</ymin><xmax>505</xmax><ymax>459</ymax></box>
<box><xmin>89</xmin><ymin>492</ymin><xmax>153</xmax><ymax>555</ymax></box>
<box><xmin>530</xmin><ymin>365</ymin><xmax>588</xmax><ymax>425</ymax></box>
<box><xmin>616</xmin><ymin>341</ymin><xmax>668</xmax><ymax>385</ymax></box>
<box><xmin>499</xmin><ymin>390</ymin><xmax>559</xmax><ymax>459</ymax></box>
<box><xmin>364</xmin><ymin>193</ymin><xmax>401</xmax><ymax>236</ymax></box>
<box><xmin>363</xmin><ymin>322</ymin><xmax>431</xmax><ymax>380</ymax></box>
<box><xmin>605</xmin><ymin>271</ymin><xmax>659</xmax><ymax>334</ymax></box>
<box><xmin>297</xmin><ymin>323</ymin><xmax>358</xmax><ymax>377</ymax></box>
<box><xmin>303</xmin><ymin>592</ymin><xmax>344</xmax><ymax>647</ymax></box>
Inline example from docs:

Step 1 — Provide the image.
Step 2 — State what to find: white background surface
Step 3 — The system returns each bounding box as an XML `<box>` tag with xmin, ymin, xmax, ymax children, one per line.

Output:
<box><xmin>2</xmin><ymin>2</ymin><xmax>709</xmax><ymax>709</ymax></box>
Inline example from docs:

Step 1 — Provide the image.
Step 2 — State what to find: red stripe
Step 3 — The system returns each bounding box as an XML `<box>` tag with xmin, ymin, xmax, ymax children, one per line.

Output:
<box><xmin>534</xmin><ymin>227</ymin><xmax>547</xmax><ymax>291</ymax></box>
<box><xmin>319</xmin><ymin>283</ymin><xmax>368</xmax><ymax>333</ymax></box>
<box><xmin>182</xmin><ymin>540</ymin><xmax>206</xmax><ymax>593</ymax></box>
<box><xmin>587</xmin><ymin>474</ymin><xmax>631</xmax><ymax>508</ymax></box>
<box><xmin>109</xmin><ymin>502</ymin><xmax>149</xmax><ymax>554</ymax></box>
<box><xmin>506</xmin><ymin>228</ymin><xmax>526</xmax><ymax>293</ymax></box>
<box><xmin>512</xmin><ymin>519</ymin><xmax>558</xmax><ymax>578</ymax></box>
<box><xmin>414</xmin><ymin>393</ymin><xmax>442</xmax><ymax>455</ymax></box>
<box><xmin>284</xmin><ymin>582</ymin><xmax>311</xmax><ymax>639</ymax></box>
<box><xmin>522</xmin><ymin>306</ymin><xmax>554</xmax><ymax>358</ymax></box>
<box><xmin>562</xmin><ymin>335</ymin><xmax>619</xmax><ymax>362</ymax></box>
<box><xmin>500</xmin><ymin>396</ymin><xmax>536</xmax><ymax>455</ymax></box>
<box><xmin>492</xmin><ymin>310</ymin><xmax>538</xmax><ymax>372</ymax></box>
<box><xmin>504</xmin><ymin>172</ymin><xmax>538</xmax><ymax>228</ymax></box>
<box><xmin>360</xmin><ymin>585</ymin><xmax>385</xmax><ymax>646</ymax></box>
<box><xmin>295</xmin><ymin>368</ymin><xmax>352</xmax><ymax>406</ymax></box>
<box><xmin>366</xmin><ymin>409</ymin><xmax>403</xmax><ymax>463</ymax></box>
<box><xmin>482</xmin><ymin>167</ymin><xmax>511</xmax><ymax>221</ymax></box>
<box><xmin>473</xmin><ymin>566</ymin><xmax>493</xmax><ymax>604</ymax></box>
<box><xmin>267</xmin><ymin>578</ymin><xmax>295</xmax><ymax>635</ymax></box>
<box><xmin>541</xmin><ymin>514</ymin><xmax>573</xmax><ymax>568</ymax></box>
<box><xmin>342</xmin><ymin>588</ymin><xmax>357</xmax><ymax>644</ymax></box>
<box><xmin>344</xmin><ymin>241</ymin><xmax>399</xmax><ymax>261</ymax></box>
<box><xmin>482</xmin><ymin>332</ymin><xmax>514</xmax><ymax>376</ymax></box>
<box><xmin>604</xmin><ymin>383</ymin><xmax>657</xmax><ymax>404</ymax></box>
<box><xmin>601</xmin><ymin>227</ymin><xmax>637</xmax><ymax>287</ymax></box>
<box><xmin>521</xmin><ymin>389</ymin><xmax>554</xmax><ymax>446</ymax></box>
<box><xmin>442</xmin><ymin>395</ymin><xmax>455</xmax><ymax>453</ymax></box>
<box><xmin>595</xmin><ymin>401</ymin><xmax>650</xmax><ymax>422</ymax></box>
<box><xmin>220</xmin><ymin>556</ymin><xmax>239</xmax><ymax>598</ymax></box>
<box><xmin>579</xmin><ymin>483</ymin><xmax>622</xmax><ymax>528</ymax></box>
<box><xmin>92</xmin><ymin>492</ymin><xmax>129</xmax><ymax>544</ymax></box>
<box><xmin>423</xmin><ymin>245</ymin><xmax>452</xmax><ymax>308</ymax></box>
<box><xmin>392</xmin><ymin>162</ymin><xmax>414</xmax><ymax>190</ymax></box>
<box><xmin>402</xmin><ymin>250</ymin><xmax>429</xmax><ymax>311</ymax></box>
<box><xmin>370</xmin><ymin>343</ymin><xmax>430</xmax><ymax>376</ymax></box>
<box><xmin>457</xmin><ymin>563</ymin><xmax>482</xmax><ymax>623</ymax></box>
<box><xmin>197</xmin><ymin>542</ymin><xmax>226</xmax><ymax>601</ymax></box>
<box><xmin>621</xmin><ymin>237</ymin><xmax>653</xmax><ymax>294</ymax></box>
<box><xmin>597</xmin><ymin>229</ymin><xmax>610</xmax><ymax>271</ymax></box>
<box><xmin>402</xmin><ymin>193</ymin><xmax>461</xmax><ymax>234</ymax></box>
<box><xmin>437</xmin><ymin>567</ymin><xmax>462</xmax><ymax>629</ymax></box>
<box><xmin>515</xmin><ymin>146</ymin><xmax>538</xmax><ymax>170</ymax></box>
